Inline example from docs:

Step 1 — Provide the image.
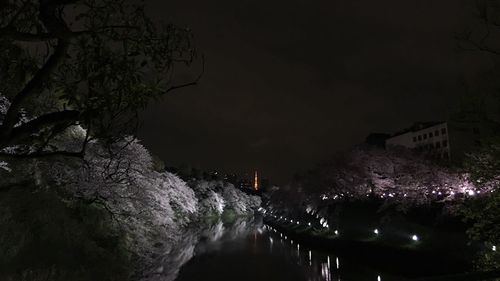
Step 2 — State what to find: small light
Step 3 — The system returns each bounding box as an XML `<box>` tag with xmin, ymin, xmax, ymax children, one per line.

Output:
<box><xmin>377</xmin><ymin>275</ymin><xmax>381</xmax><ymax>281</ymax></box>
<box><xmin>334</xmin><ymin>230</ymin><xmax>339</xmax><ymax>235</ymax></box>
<box><xmin>297</xmin><ymin>221</ymin><xmax>300</xmax><ymax>225</ymax></box>
<box><xmin>493</xmin><ymin>245</ymin><xmax>497</xmax><ymax>251</ymax></box>
<box><xmin>468</xmin><ymin>190</ymin><xmax>475</xmax><ymax>196</ymax></box>
<box><xmin>374</xmin><ymin>229</ymin><xmax>379</xmax><ymax>235</ymax></box>
<box><xmin>308</xmin><ymin>222</ymin><xmax>311</xmax><ymax>226</ymax></box>
<box><xmin>412</xmin><ymin>234</ymin><xmax>419</xmax><ymax>241</ymax></box>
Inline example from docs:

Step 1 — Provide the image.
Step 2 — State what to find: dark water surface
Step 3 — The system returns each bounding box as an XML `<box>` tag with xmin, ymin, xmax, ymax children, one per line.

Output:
<box><xmin>175</xmin><ymin>218</ymin><xmax>401</xmax><ymax>281</ymax></box>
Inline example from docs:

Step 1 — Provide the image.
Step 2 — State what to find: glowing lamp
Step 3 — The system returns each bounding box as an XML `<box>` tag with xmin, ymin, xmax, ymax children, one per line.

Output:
<box><xmin>412</xmin><ymin>234</ymin><xmax>419</xmax><ymax>241</ymax></box>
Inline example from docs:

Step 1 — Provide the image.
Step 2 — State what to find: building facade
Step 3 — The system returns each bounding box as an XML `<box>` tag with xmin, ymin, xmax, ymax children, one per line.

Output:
<box><xmin>385</xmin><ymin>122</ymin><xmax>451</xmax><ymax>159</ymax></box>
<box><xmin>384</xmin><ymin>119</ymin><xmax>497</xmax><ymax>162</ymax></box>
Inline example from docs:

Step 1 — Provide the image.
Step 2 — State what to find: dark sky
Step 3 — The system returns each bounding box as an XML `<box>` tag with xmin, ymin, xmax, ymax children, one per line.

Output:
<box><xmin>138</xmin><ymin>0</ymin><xmax>488</xmax><ymax>184</ymax></box>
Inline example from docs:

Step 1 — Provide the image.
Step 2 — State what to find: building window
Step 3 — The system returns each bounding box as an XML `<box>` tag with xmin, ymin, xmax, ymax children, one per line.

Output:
<box><xmin>423</xmin><ymin>134</ymin><xmax>427</xmax><ymax>139</ymax></box>
<box><xmin>435</xmin><ymin>130</ymin><xmax>439</xmax><ymax>136</ymax></box>
<box><xmin>429</xmin><ymin>132</ymin><xmax>433</xmax><ymax>138</ymax></box>
<box><xmin>443</xmin><ymin>151</ymin><xmax>449</xmax><ymax>159</ymax></box>
<box><xmin>443</xmin><ymin>140</ymin><xmax>448</xmax><ymax>147</ymax></box>
<box><xmin>413</xmin><ymin>137</ymin><xmax>417</xmax><ymax>142</ymax></box>
<box><xmin>436</xmin><ymin>142</ymin><xmax>441</xmax><ymax>148</ymax></box>
<box><xmin>418</xmin><ymin>135</ymin><xmax>422</xmax><ymax>141</ymax></box>
<box><xmin>441</xmin><ymin>127</ymin><xmax>447</xmax><ymax>135</ymax></box>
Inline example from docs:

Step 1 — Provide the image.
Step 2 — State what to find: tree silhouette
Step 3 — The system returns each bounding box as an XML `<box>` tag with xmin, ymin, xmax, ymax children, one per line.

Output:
<box><xmin>0</xmin><ymin>0</ymin><xmax>201</xmax><ymax>158</ymax></box>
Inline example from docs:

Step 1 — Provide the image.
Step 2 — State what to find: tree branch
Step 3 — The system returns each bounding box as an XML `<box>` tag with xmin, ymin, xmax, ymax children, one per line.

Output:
<box><xmin>0</xmin><ymin>27</ymin><xmax>56</xmax><ymax>41</ymax></box>
<box><xmin>0</xmin><ymin>24</ymin><xmax>141</xmax><ymax>42</ymax></box>
<box><xmin>1</xmin><ymin>110</ymin><xmax>80</xmax><ymax>148</ymax></box>
<box><xmin>161</xmin><ymin>55</ymin><xmax>204</xmax><ymax>95</ymax></box>
<box><xmin>0</xmin><ymin>41</ymin><xmax>69</xmax><ymax>139</ymax></box>
<box><xmin>0</xmin><ymin>150</ymin><xmax>84</xmax><ymax>159</ymax></box>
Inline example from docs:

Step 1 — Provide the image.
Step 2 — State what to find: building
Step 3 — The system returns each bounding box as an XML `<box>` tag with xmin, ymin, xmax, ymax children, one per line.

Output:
<box><xmin>386</xmin><ymin>122</ymin><xmax>450</xmax><ymax>159</ymax></box>
<box><xmin>253</xmin><ymin>171</ymin><xmax>259</xmax><ymax>191</ymax></box>
<box><xmin>385</xmin><ymin>120</ymin><xmax>495</xmax><ymax>162</ymax></box>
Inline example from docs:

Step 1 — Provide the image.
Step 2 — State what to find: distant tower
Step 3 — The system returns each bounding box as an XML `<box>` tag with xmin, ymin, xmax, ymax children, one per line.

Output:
<box><xmin>253</xmin><ymin>171</ymin><xmax>259</xmax><ymax>191</ymax></box>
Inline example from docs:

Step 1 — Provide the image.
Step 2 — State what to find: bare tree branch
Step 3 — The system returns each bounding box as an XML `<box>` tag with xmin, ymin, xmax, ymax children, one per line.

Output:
<box><xmin>161</xmin><ymin>55</ymin><xmax>204</xmax><ymax>95</ymax></box>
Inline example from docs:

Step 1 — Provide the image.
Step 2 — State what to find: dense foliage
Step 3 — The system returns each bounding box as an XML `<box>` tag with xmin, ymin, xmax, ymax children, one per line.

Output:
<box><xmin>0</xmin><ymin>117</ymin><xmax>261</xmax><ymax>280</ymax></box>
<box><xmin>461</xmin><ymin>138</ymin><xmax>500</xmax><ymax>270</ymax></box>
<box><xmin>271</xmin><ymin>145</ymin><xmax>480</xmax><ymax>215</ymax></box>
<box><xmin>0</xmin><ymin>1</ymin><xmax>257</xmax><ymax>279</ymax></box>
<box><xmin>0</xmin><ymin>0</ymin><xmax>198</xmax><ymax>158</ymax></box>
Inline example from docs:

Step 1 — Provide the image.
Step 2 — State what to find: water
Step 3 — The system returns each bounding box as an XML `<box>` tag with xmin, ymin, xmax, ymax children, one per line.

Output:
<box><xmin>173</xmin><ymin>217</ymin><xmax>402</xmax><ymax>281</ymax></box>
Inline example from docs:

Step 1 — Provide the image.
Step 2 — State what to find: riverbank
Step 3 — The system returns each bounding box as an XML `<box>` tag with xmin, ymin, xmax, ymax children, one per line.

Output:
<box><xmin>263</xmin><ymin>215</ymin><xmax>474</xmax><ymax>278</ymax></box>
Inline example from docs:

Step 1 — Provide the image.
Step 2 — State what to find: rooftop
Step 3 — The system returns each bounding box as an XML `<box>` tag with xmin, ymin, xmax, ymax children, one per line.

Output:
<box><xmin>390</xmin><ymin>121</ymin><xmax>445</xmax><ymax>138</ymax></box>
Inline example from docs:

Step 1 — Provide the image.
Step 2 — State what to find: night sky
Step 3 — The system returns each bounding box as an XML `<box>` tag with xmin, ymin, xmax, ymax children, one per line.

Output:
<box><xmin>138</xmin><ymin>0</ymin><xmax>490</xmax><ymax>184</ymax></box>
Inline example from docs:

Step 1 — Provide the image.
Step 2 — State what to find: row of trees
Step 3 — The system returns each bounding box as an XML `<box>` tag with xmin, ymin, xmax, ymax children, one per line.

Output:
<box><xmin>0</xmin><ymin>120</ymin><xmax>261</xmax><ymax>280</ymax></box>
<box><xmin>272</xmin><ymin>145</ymin><xmax>479</xmax><ymax>213</ymax></box>
<box><xmin>0</xmin><ymin>1</ymin><xmax>264</xmax><ymax>280</ymax></box>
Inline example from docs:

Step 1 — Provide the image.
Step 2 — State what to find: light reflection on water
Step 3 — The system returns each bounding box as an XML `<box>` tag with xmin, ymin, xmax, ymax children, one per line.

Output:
<box><xmin>257</xmin><ymin>224</ymin><xmax>396</xmax><ymax>281</ymax></box>
<box><xmin>169</xmin><ymin>218</ymin><xmax>399</xmax><ymax>281</ymax></box>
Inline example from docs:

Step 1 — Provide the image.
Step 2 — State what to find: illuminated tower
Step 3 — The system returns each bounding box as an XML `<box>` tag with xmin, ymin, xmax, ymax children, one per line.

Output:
<box><xmin>253</xmin><ymin>171</ymin><xmax>259</xmax><ymax>191</ymax></box>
